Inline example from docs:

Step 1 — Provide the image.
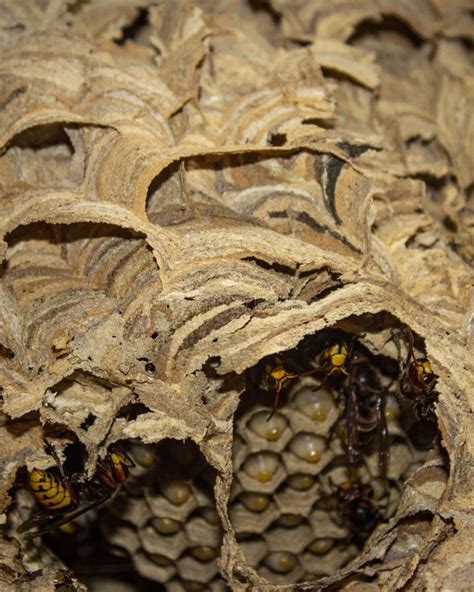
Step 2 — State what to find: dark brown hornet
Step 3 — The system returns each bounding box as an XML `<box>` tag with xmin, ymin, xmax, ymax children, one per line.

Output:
<box><xmin>399</xmin><ymin>327</ymin><xmax>438</xmax><ymax>418</ymax></box>
<box><xmin>335</xmin><ymin>480</ymin><xmax>381</xmax><ymax>545</ymax></box>
<box><xmin>341</xmin><ymin>353</ymin><xmax>390</xmax><ymax>477</ymax></box>
<box><xmin>17</xmin><ymin>441</ymin><xmax>134</xmax><ymax>538</ymax></box>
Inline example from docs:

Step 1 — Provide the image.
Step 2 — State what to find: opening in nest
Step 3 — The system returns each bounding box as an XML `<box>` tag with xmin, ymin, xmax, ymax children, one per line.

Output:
<box><xmin>231</xmin><ymin>319</ymin><xmax>445</xmax><ymax>586</ymax></box>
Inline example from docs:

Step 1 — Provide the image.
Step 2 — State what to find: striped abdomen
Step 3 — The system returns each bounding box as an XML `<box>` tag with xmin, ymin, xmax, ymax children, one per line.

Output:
<box><xmin>29</xmin><ymin>469</ymin><xmax>72</xmax><ymax>511</ymax></box>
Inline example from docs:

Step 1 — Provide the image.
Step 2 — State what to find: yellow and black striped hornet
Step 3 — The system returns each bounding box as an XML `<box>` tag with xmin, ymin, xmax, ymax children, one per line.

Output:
<box><xmin>262</xmin><ymin>356</ymin><xmax>299</xmax><ymax>420</ymax></box>
<box><xmin>17</xmin><ymin>441</ymin><xmax>134</xmax><ymax>538</ymax></box>
<box><xmin>316</xmin><ymin>341</ymin><xmax>351</xmax><ymax>377</ymax></box>
<box><xmin>255</xmin><ymin>335</ymin><xmax>353</xmax><ymax>421</ymax></box>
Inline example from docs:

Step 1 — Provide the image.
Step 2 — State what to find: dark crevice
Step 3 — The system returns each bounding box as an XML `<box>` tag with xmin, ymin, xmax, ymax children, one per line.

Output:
<box><xmin>0</xmin><ymin>344</ymin><xmax>15</xmax><ymax>359</ymax></box>
<box><xmin>302</xmin><ymin>117</ymin><xmax>335</xmax><ymax>130</ymax></box>
<box><xmin>79</xmin><ymin>413</ymin><xmax>96</xmax><ymax>431</ymax></box>
<box><xmin>336</xmin><ymin>141</ymin><xmax>381</xmax><ymax>159</ymax></box>
<box><xmin>268</xmin><ymin>132</ymin><xmax>287</xmax><ymax>146</ymax></box>
<box><xmin>248</xmin><ymin>0</ymin><xmax>281</xmax><ymax>26</ymax></box>
<box><xmin>116</xmin><ymin>402</ymin><xmax>151</xmax><ymax>421</ymax></box>
<box><xmin>348</xmin><ymin>14</ymin><xmax>425</xmax><ymax>49</ymax></box>
<box><xmin>9</xmin><ymin>123</ymin><xmax>74</xmax><ymax>152</ymax></box>
<box><xmin>114</xmin><ymin>8</ymin><xmax>149</xmax><ymax>46</ymax></box>
<box><xmin>244</xmin><ymin>298</ymin><xmax>265</xmax><ymax>310</ymax></box>
<box><xmin>242</xmin><ymin>256</ymin><xmax>296</xmax><ymax>277</ymax></box>
<box><xmin>307</xmin><ymin>280</ymin><xmax>344</xmax><ymax>303</ymax></box>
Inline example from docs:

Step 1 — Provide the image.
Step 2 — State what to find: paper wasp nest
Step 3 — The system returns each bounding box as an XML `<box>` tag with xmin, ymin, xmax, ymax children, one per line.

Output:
<box><xmin>0</xmin><ymin>0</ymin><xmax>473</xmax><ymax>590</ymax></box>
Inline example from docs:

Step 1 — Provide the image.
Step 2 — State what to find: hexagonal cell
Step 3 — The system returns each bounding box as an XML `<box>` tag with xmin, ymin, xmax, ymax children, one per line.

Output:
<box><xmin>259</xmin><ymin>551</ymin><xmax>304</xmax><ymax>585</ymax></box>
<box><xmin>288</xmin><ymin>381</ymin><xmax>340</xmax><ymax>436</ymax></box>
<box><xmin>230</xmin><ymin>500</ymin><xmax>280</xmax><ymax>535</ymax></box>
<box><xmin>134</xmin><ymin>549</ymin><xmax>177</xmax><ymax>583</ymax></box>
<box><xmin>263</xmin><ymin>523</ymin><xmax>314</xmax><ymax>554</ymax></box>
<box><xmin>237</xmin><ymin>452</ymin><xmax>287</xmax><ymax>493</ymax></box>
<box><xmin>247</xmin><ymin>410</ymin><xmax>290</xmax><ymax>442</ymax></box>
<box><xmin>300</xmin><ymin>544</ymin><xmax>359</xmax><ymax>577</ymax></box>
<box><xmin>273</xmin><ymin>480</ymin><xmax>321</xmax><ymax>517</ymax></box>
<box><xmin>140</xmin><ymin>523</ymin><xmax>189</xmax><ymax>561</ymax></box>
<box><xmin>107</xmin><ymin>493</ymin><xmax>153</xmax><ymax>529</ymax></box>
<box><xmin>184</xmin><ymin>516</ymin><xmax>222</xmax><ymax>548</ymax></box>
<box><xmin>175</xmin><ymin>553</ymin><xmax>220</xmax><ymax>583</ymax></box>
<box><xmin>237</xmin><ymin>535</ymin><xmax>268</xmax><ymax>569</ymax></box>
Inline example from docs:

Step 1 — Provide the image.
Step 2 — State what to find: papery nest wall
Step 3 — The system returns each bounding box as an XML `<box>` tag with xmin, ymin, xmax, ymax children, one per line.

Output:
<box><xmin>0</xmin><ymin>0</ymin><xmax>472</xmax><ymax>591</ymax></box>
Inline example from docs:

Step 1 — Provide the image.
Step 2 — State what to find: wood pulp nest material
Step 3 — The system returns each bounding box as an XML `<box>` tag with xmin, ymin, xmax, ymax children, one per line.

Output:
<box><xmin>0</xmin><ymin>1</ymin><xmax>472</xmax><ymax>591</ymax></box>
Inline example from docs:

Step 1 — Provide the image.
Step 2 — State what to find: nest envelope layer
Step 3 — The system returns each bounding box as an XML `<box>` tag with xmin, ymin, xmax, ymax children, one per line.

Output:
<box><xmin>0</xmin><ymin>0</ymin><xmax>473</xmax><ymax>590</ymax></box>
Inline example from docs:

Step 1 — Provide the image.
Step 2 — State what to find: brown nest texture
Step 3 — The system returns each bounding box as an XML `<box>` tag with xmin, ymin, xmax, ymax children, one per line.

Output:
<box><xmin>0</xmin><ymin>1</ymin><xmax>473</xmax><ymax>591</ymax></box>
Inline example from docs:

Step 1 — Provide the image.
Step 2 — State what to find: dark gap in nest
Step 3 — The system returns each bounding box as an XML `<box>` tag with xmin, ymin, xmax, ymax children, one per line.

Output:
<box><xmin>192</xmin><ymin>151</ymin><xmax>296</xmax><ymax>172</ymax></box>
<box><xmin>45</xmin><ymin>529</ymin><xmax>162</xmax><ymax>591</ymax></box>
<box><xmin>337</xmin><ymin>141</ymin><xmax>380</xmax><ymax>159</ymax></box>
<box><xmin>347</xmin><ymin>14</ymin><xmax>425</xmax><ymax>49</ymax></box>
<box><xmin>114</xmin><ymin>8</ymin><xmax>150</xmax><ymax>47</ymax></box>
<box><xmin>405</xmin><ymin>135</ymin><xmax>435</xmax><ymax>148</ymax></box>
<box><xmin>201</xmin><ymin>356</ymin><xmax>223</xmax><ymax>379</ymax></box>
<box><xmin>460</xmin><ymin>35</ymin><xmax>474</xmax><ymax>52</ymax></box>
<box><xmin>79</xmin><ymin>413</ymin><xmax>96</xmax><ymax>431</ymax></box>
<box><xmin>66</xmin><ymin>0</ymin><xmax>92</xmax><ymax>15</ymax></box>
<box><xmin>248</xmin><ymin>0</ymin><xmax>282</xmax><ymax>26</ymax></box>
<box><xmin>9</xmin><ymin>123</ymin><xmax>74</xmax><ymax>153</ymax></box>
<box><xmin>0</xmin><ymin>343</ymin><xmax>15</xmax><ymax>359</ymax></box>
<box><xmin>412</xmin><ymin>171</ymin><xmax>448</xmax><ymax>197</ymax></box>
<box><xmin>405</xmin><ymin>233</ymin><xmax>429</xmax><ymax>250</ymax></box>
<box><xmin>155</xmin><ymin>438</ymin><xmax>219</xmax><ymax>492</ymax></box>
<box><xmin>116</xmin><ymin>402</ymin><xmax>151</xmax><ymax>421</ymax></box>
<box><xmin>309</xmin><ymin>283</ymin><xmax>344</xmax><ymax>303</ymax></box>
<box><xmin>302</xmin><ymin>116</ymin><xmax>335</xmax><ymax>130</ymax></box>
<box><xmin>5</xmin><ymin>221</ymin><xmax>146</xmax><ymax>251</ymax></box>
<box><xmin>53</xmin><ymin>371</ymin><xmax>115</xmax><ymax>393</ymax></box>
<box><xmin>4</xmin><ymin>411</ymin><xmax>42</xmax><ymax>437</ymax></box>
<box><xmin>268</xmin><ymin>132</ymin><xmax>287</xmax><ymax>146</ymax></box>
<box><xmin>396</xmin><ymin>509</ymin><xmax>434</xmax><ymax>529</ymax></box>
<box><xmin>448</xmin><ymin>240</ymin><xmax>473</xmax><ymax>268</ymax></box>
<box><xmin>136</xmin><ymin>357</ymin><xmax>156</xmax><ymax>374</ymax></box>
<box><xmin>61</xmin><ymin>439</ymin><xmax>87</xmax><ymax>475</ymax></box>
<box><xmin>442</xmin><ymin>215</ymin><xmax>458</xmax><ymax>233</ymax></box>
<box><xmin>201</xmin><ymin>356</ymin><xmax>244</xmax><ymax>397</ymax></box>
<box><xmin>244</xmin><ymin>298</ymin><xmax>265</xmax><ymax>310</ymax></box>
<box><xmin>242</xmin><ymin>255</ymin><xmax>296</xmax><ymax>277</ymax></box>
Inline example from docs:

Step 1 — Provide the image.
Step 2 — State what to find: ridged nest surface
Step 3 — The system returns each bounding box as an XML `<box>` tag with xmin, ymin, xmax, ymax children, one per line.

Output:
<box><xmin>0</xmin><ymin>1</ymin><xmax>472</xmax><ymax>591</ymax></box>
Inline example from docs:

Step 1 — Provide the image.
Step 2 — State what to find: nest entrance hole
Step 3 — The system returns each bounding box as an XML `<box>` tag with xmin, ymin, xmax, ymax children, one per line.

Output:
<box><xmin>18</xmin><ymin>438</ymin><xmax>222</xmax><ymax>592</ymax></box>
<box><xmin>231</xmin><ymin>317</ymin><xmax>445</xmax><ymax>586</ymax></box>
